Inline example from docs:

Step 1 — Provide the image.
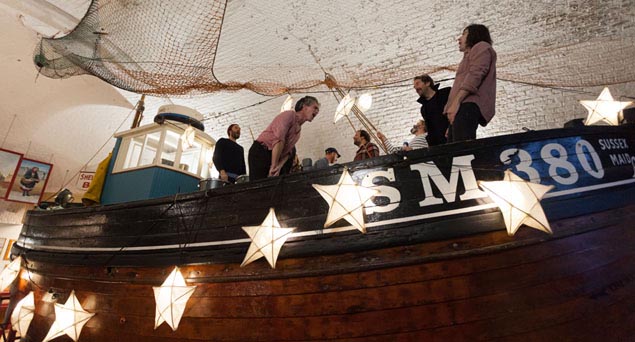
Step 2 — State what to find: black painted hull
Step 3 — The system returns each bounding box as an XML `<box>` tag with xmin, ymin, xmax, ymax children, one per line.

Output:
<box><xmin>15</xmin><ymin>126</ymin><xmax>635</xmax><ymax>267</ymax></box>
<box><xmin>9</xmin><ymin>125</ymin><xmax>635</xmax><ymax>341</ymax></box>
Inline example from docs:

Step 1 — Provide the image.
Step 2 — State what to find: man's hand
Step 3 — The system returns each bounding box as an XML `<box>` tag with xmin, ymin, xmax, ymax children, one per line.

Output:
<box><xmin>219</xmin><ymin>170</ymin><xmax>228</xmax><ymax>182</ymax></box>
<box><xmin>445</xmin><ymin>89</ymin><xmax>469</xmax><ymax>125</ymax></box>
<box><xmin>268</xmin><ymin>164</ymin><xmax>282</xmax><ymax>177</ymax></box>
<box><xmin>444</xmin><ymin>101</ymin><xmax>459</xmax><ymax>124</ymax></box>
<box><xmin>376</xmin><ymin>131</ymin><xmax>386</xmax><ymax>142</ymax></box>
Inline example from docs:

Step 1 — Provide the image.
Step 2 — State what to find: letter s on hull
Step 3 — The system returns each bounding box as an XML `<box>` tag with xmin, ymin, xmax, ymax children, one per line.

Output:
<box><xmin>361</xmin><ymin>169</ymin><xmax>401</xmax><ymax>214</ymax></box>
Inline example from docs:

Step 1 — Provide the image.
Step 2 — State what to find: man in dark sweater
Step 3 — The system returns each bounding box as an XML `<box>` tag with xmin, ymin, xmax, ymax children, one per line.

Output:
<box><xmin>414</xmin><ymin>74</ymin><xmax>450</xmax><ymax>146</ymax></box>
<box><xmin>212</xmin><ymin>124</ymin><xmax>246</xmax><ymax>183</ymax></box>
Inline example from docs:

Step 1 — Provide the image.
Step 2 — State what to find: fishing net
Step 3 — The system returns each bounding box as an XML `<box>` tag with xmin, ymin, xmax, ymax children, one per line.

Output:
<box><xmin>34</xmin><ymin>0</ymin><xmax>635</xmax><ymax>96</ymax></box>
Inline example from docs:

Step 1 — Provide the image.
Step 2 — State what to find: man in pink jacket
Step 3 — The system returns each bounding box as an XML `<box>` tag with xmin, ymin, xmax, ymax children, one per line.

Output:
<box><xmin>444</xmin><ymin>24</ymin><xmax>497</xmax><ymax>142</ymax></box>
<box><xmin>248</xmin><ymin>96</ymin><xmax>320</xmax><ymax>180</ymax></box>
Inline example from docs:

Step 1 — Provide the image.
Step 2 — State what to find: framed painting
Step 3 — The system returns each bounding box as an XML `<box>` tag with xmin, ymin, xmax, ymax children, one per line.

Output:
<box><xmin>0</xmin><ymin>148</ymin><xmax>23</xmax><ymax>199</ymax></box>
<box><xmin>6</xmin><ymin>158</ymin><xmax>53</xmax><ymax>204</ymax></box>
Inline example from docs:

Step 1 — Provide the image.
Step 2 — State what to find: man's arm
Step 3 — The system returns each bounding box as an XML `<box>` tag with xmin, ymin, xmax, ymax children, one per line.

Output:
<box><xmin>269</xmin><ymin>140</ymin><xmax>286</xmax><ymax>176</ymax></box>
<box><xmin>445</xmin><ymin>89</ymin><xmax>470</xmax><ymax>124</ymax></box>
<box><xmin>212</xmin><ymin>140</ymin><xmax>228</xmax><ymax>181</ymax></box>
<box><xmin>460</xmin><ymin>42</ymin><xmax>492</xmax><ymax>94</ymax></box>
<box><xmin>376</xmin><ymin>131</ymin><xmax>398</xmax><ymax>153</ymax></box>
<box><xmin>267</xmin><ymin>112</ymin><xmax>295</xmax><ymax>176</ymax></box>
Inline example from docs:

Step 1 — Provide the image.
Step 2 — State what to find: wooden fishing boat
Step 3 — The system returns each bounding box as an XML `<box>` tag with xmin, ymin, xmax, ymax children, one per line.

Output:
<box><xmin>8</xmin><ymin>124</ymin><xmax>635</xmax><ymax>341</ymax></box>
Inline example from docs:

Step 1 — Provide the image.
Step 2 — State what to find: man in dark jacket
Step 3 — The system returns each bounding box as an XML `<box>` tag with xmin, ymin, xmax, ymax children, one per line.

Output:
<box><xmin>212</xmin><ymin>124</ymin><xmax>246</xmax><ymax>183</ymax></box>
<box><xmin>414</xmin><ymin>74</ymin><xmax>450</xmax><ymax>146</ymax></box>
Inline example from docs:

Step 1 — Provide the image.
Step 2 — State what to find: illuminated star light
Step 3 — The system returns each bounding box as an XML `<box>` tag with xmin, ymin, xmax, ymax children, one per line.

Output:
<box><xmin>356</xmin><ymin>93</ymin><xmax>373</xmax><ymax>113</ymax></box>
<box><xmin>478</xmin><ymin>170</ymin><xmax>554</xmax><ymax>236</ymax></box>
<box><xmin>43</xmin><ymin>290</ymin><xmax>96</xmax><ymax>342</ymax></box>
<box><xmin>312</xmin><ymin>168</ymin><xmax>378</xmax><ymax>233</ymax></box>
<box><xmin>241</xmin><ymin>208</ymin><xmax>296</xmax><ymax>269</ymax></box>
<box><xmin>580</xmin><ymin>87</ymin><xmax>632</xmax><ymax>126</ymax></box>
<box><xmin>0</xmin><ymin>255</ymin><xmax>22</xmax><ymax>291</ymax></box>
<box><xmin>334</xmin><ymin>93</ymin><xmax>355</xmax><ymax>123</ymax></box>
<box><xmin>153</xmin><ymin>267</ymin><xmax>196</xmax><ymax>331</ymax></box>
<box><xmin>281</xmin><ymin>94</ymin><xmax>294</xmax><ymax>112</ymax></box>
<box><xmin>11</xmin><ymin>291</ymin><xmax>35</xmax><ymax>337</ymax></box>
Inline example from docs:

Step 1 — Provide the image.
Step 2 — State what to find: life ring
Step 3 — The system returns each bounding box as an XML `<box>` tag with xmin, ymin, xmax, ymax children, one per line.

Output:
<box><xmin>154</xmin><ymin>112</ymin><xmax>205</xmax><ymax>131</ymax></box>
<box><xmin>154</xmin><ymin>104</ymin><xmax>205</xmax><ymax>131</ymax></box>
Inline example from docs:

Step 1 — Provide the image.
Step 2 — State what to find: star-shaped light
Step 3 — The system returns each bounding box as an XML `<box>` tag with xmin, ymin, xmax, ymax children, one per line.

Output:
<box><xmin>478</xmin><ymin>170</ymin><xmax>554</xmax><ymax>236</ymax></box>
<box><xmin>356</xmin><ymin>93</ymin><xmax>373</xmax><ymax>113</ymax></box>
<box><xmin>281</xmin><ymin>94</ymin><xmax>294</xmax><ymax>112</ymax></box>
<box><xmin>153</xmin><ymin>267</ymin><xmax>196</xmax><ymax>331</ymax></box>
<box><xmin>11</xmin><ymin>291</ymin><xmax>35</xmax><ymax>337</ymax></box>
<box><xmin>43</xmin><ymin>290</ymin><xmax>95</xmax><ymax>342</ymax></box>
<box><xmin>312</xmin><ymin>168</ymin><xmax>378</xmax><ymax>233</ymax></box>
<box><xmin>334</xmin><ymin>93</ymin><xmax>355</xmax><ymax>123</ymax></box>
<box><xmin>241</xmin><ymin>208</ymin><xmax>296</xmax><ymax>268</ymax></box>
<box><xmin>580</xmin><ymin>87</ymin><xmax>632</xmax><ymax>126</ymax></box>
<box><xmin>0</xmin><ymin>256</ymin><xmax>22</xmax><ymax>291</ymax></box>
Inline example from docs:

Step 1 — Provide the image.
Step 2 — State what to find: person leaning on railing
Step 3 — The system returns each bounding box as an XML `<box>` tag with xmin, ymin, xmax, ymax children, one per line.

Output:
<box><xmin>248</xmin><ymin>96</ymin><xmax>320</xmax><ymax>180</ymax></box>
<box><xmin>377</xmin><ymin>119</ymin><xmax>429</xmax><ymax>153</ymax></box>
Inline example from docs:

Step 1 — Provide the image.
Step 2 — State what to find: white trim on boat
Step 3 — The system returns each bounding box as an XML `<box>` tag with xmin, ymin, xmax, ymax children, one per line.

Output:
<box><xmin>543</xmin><ymin>178</ymin><xmax>635</xmax><ymax>198</ymax></box>
<box><xmin>16</xmin><ymin>178</ymin><xmax>635</xmax><ymax>253</ymax></box>
<box><xmin>17</xmin><ymin>203</ymin><xmax>500</xmax><ymax>253</ymax></box>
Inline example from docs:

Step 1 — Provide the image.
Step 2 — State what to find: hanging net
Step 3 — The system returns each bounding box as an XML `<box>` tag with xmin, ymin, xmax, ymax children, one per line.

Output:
<box><xmin>34</xmin><ymin>0</ymin><xmax>635</xmax><ymax>96</ymax></box>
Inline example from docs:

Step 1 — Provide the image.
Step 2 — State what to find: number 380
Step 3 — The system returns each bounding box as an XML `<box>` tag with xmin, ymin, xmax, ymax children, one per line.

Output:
<box><xmin>499</xmin><ymin>139</ymin><xmax>604</xmax><ymax>185</ymax></box>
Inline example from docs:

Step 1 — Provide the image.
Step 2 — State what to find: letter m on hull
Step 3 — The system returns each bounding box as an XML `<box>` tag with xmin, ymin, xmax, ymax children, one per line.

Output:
<box><xmin>410</xmin><ymin>155</ymin><xmax>487</xmax><ymax>207</ymax></box>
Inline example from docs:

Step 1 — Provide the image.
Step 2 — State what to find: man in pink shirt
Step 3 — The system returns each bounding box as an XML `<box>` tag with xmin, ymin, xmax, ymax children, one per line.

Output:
<box><xmin>444</xmin><ymin>24</ymin><xmax>497</xmax><ymax>142</ymax></box>
<box><xmin>248</xmin><ymin>96</ymin><xmax>320</xmax><ymax>180</ymax></box>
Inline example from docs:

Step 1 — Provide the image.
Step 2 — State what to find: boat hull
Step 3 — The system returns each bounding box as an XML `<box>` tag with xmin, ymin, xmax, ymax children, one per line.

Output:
<box><xmin>10</xmin><ymin>125</ymin><xmax>635</xmax><ymax>340</ymax></box>
<box><xmin>16</xmin><ymin>204</ymin><xmax>635</xmax><ymax>341</ymax></box>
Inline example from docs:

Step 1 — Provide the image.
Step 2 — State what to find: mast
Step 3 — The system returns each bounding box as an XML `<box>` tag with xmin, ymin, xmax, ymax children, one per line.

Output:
<box><xmin>131</xmin><ymin>94</ymin><xmax>146</xmax><ymax>129</ymax></box>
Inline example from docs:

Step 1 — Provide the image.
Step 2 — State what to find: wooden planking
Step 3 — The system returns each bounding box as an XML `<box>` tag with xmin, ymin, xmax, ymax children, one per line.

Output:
<box><xmin>22</xmin><ymin>252</ymin><xmax>635</xmax><ymax>341</ymax></box>
<box><xmin>25</xmin><ymin>245</ymin><xmax>635</xmax><ymax>321</ymax></box>
<box><xmin>24</xmin><ymin>215</ymin><xmax>635</xmax><ymax>315</ymax></box>
<box><xmin>17</xmin><ymin>207</ymin><xmax>635</xmax><ymax>341</ymax></box>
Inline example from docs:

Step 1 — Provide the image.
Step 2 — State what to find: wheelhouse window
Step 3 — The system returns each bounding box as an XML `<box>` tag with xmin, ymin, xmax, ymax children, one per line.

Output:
<box><xmin>180</xmin><ymin>141</ymin><xmax>202</xmax><ymax>174</ymax></box>
<box><xmin>123</xmin><ymin>132</ymin><xmax>161</xmax><ymax>169</ymax></box>
<box><xmin>139</xmin><ymin>131</ymin><xmax>161</xmax><ymax>166</ymax></box>
<box><xmin>115</xmin><ymin>125</ymin><xmax>214</xmax><ymax>178</ymax></box>
<box><xmin>160</xmin><ymin>130</ymin><xmax>180</xmax><ymax>167</ymax></box>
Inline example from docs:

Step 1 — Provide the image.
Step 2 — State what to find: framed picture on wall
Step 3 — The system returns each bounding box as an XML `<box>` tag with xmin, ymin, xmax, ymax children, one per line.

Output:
<box><xmin>0</xmin><ymin>148</ymin><xmax>23</xmax><ymax>199</ymax></box>
<box><xmin>6</xmin><ymin>158</ymin><xmax>53</xmax><ymax>204</ymax></box>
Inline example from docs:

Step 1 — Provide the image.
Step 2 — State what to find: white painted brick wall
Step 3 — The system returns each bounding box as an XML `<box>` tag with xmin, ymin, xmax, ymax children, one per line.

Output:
<box><xmin>195</xmin><ymin>0</ymin><xmax>635</xmax><ymax>166</ymax></box>
<box><xmin>154</xmin><ymin>0</ymin><xmax>635</xmax><ymax>167</ymax></box>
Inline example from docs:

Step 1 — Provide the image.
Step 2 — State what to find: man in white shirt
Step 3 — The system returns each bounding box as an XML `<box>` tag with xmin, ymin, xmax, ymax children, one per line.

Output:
<box><xmin>376</xmin><ymin>119</ymin><xmax>428</xmax><ymax>153</ymax></box>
